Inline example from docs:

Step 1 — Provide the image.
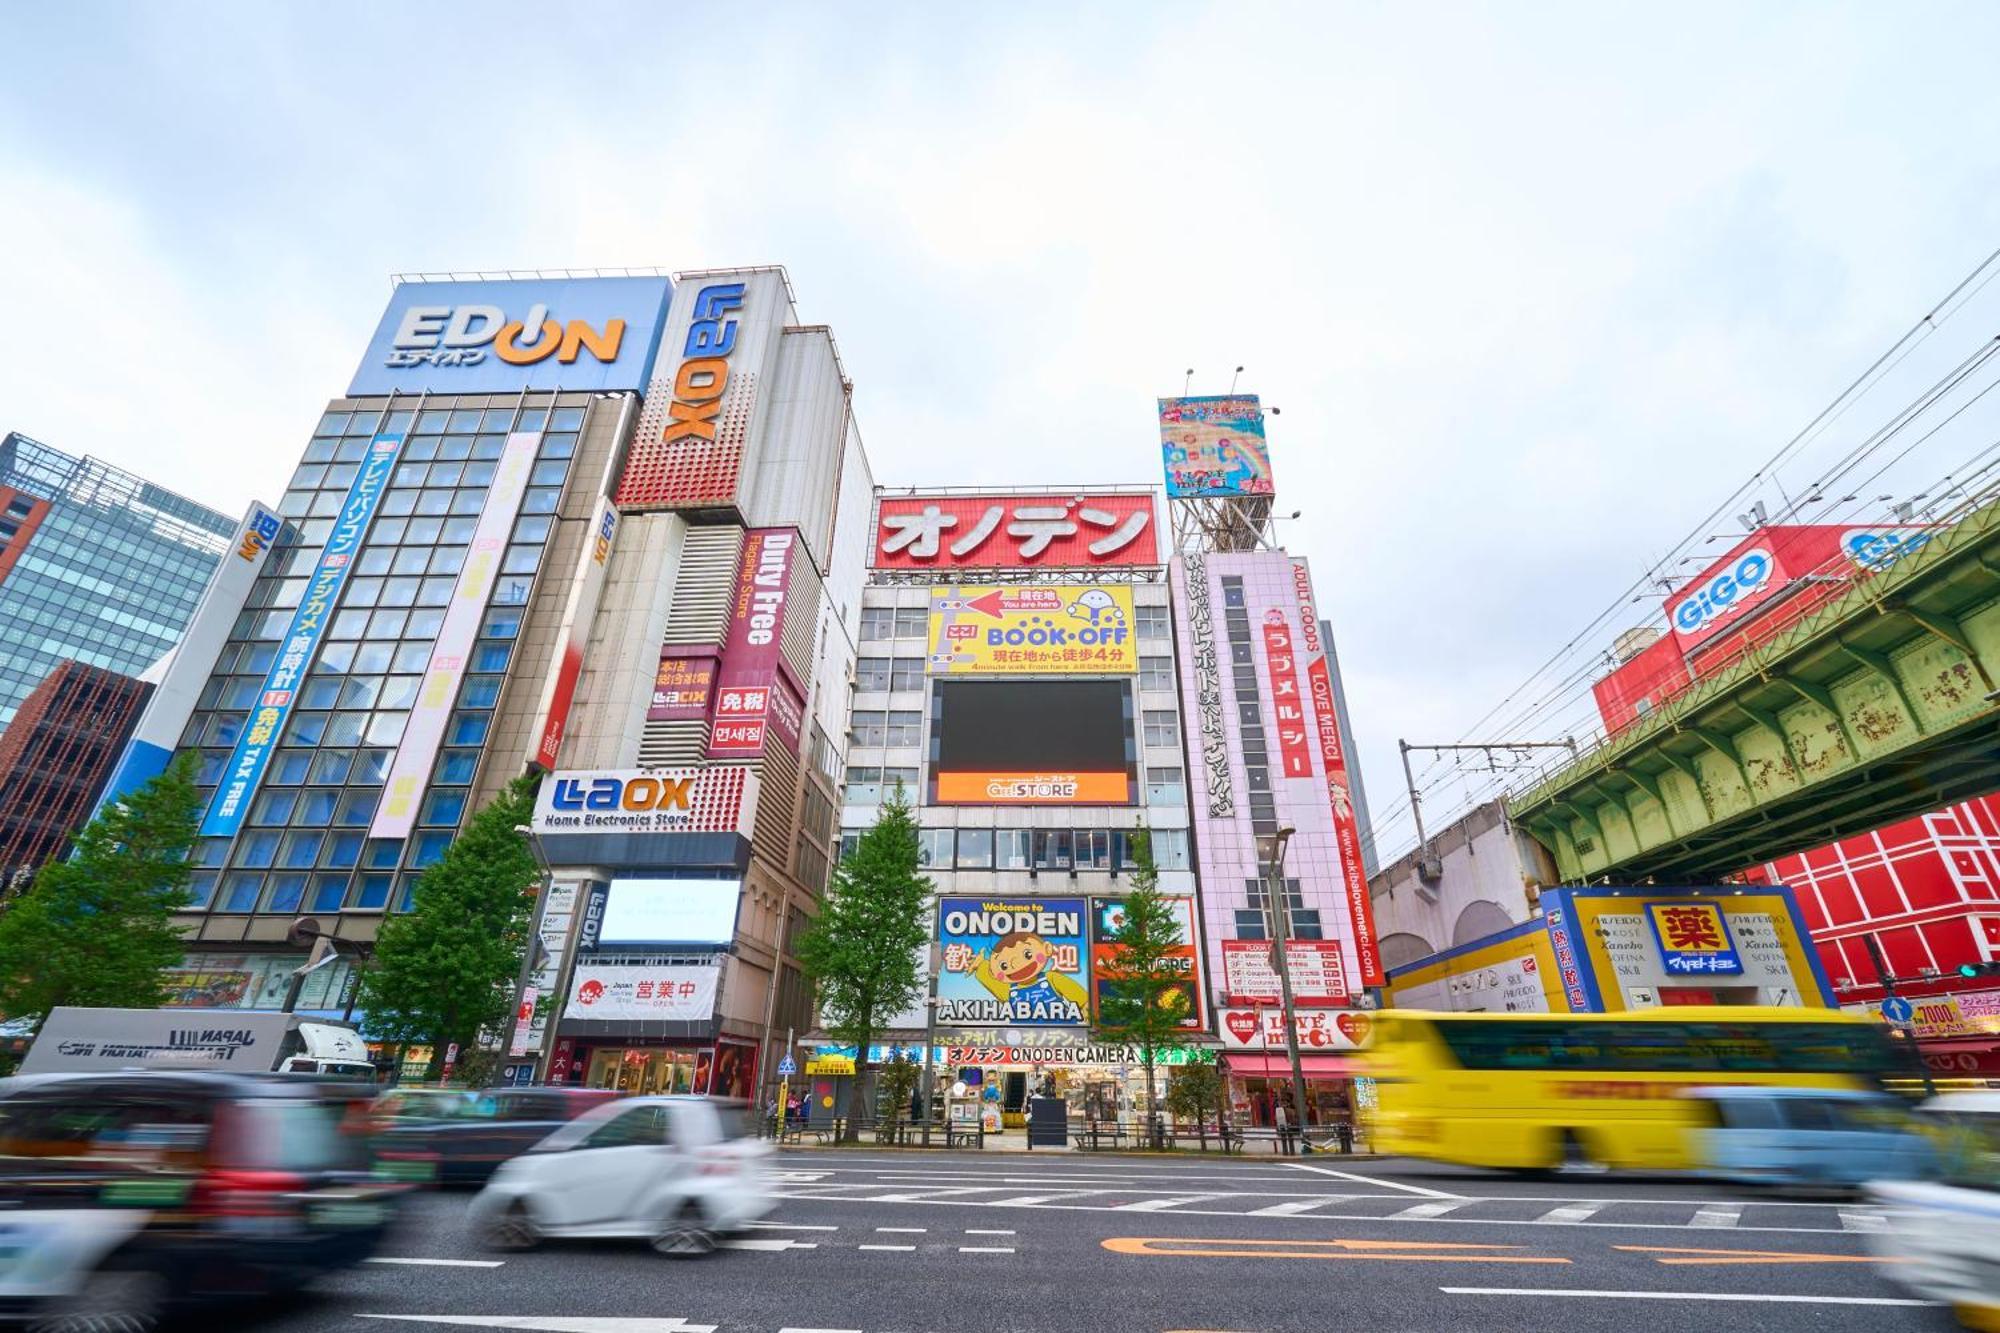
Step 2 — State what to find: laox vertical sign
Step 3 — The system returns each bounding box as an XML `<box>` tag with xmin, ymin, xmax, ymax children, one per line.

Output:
<box><xmin>708</xmin><ymin>529</ymin><xmax>803</xmax><ymax>759</ymax></box>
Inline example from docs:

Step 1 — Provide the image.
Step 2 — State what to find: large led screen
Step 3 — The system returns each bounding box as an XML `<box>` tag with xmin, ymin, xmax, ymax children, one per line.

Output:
<box><xmin>930</xmin><ymin>680</ymin><xmax>1134</xmax><ymax>805</ymax></box>
<box><xmin>597</xmin><ymin>877</ymin><xmax>742</xmax><ymax>948</ymax></box>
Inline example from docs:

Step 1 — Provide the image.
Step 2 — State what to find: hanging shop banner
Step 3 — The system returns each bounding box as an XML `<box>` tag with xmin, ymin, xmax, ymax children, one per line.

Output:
<box><xmin>648</xmin><ymin>652</ymin><xmax>718</xmax><ymax>722</ymax></box>
<box><xmin>709</xmin><ymin>528</ymin><xmax>802</xmax><ymax>758</ymax></box>
<box><xmin>202</xmin><ymin>432</ymin><xmax>404</xmax><ymax>836</ymax></box>
<box><xmin>532</xmin><ymin>768</ymin><xmax>757</xmax><ymax>838</ymax></box>
<box><xmin>532</xmin><ymin>500</ymin><xmax>618</xmax><ymax>769</ymax></box>
<box><xmin>1292</xmin><ymin>559</ymin><xmax>1383</xmax><ymax>986</ymax></box>
<box><xmin>563</xmin><ymin>962</ymin><xmax>720</xmax><ymax>1022</ymax></box>
<box><xmin>373</xmin><ymin>431</ymin><xmax>540</xmax><ymax>838</ymax></box>
<box><xmin>1216</xmin><ymin>1006</ymin><xmax>1372</xmax><ymax>1051</ymax></box>
<box><xmin>927</xmin><ymin>585</ymin><xmax>1136</xmax><ymax>674</ymax></box>
<box><xmin>1220</xmin><ymin>940</ymin><xmax>1350</xmax><ymax>1007</ymax></box>
<box><xmin>1159</xmin><ymin>395</ymin><xmax>1275</xmax><ymax>498</ymax></box>
<box><xmin>1090</xmin><ymin>896</ymin><xmax>1204</xmax><ymax>1029</ymax></box>
<box><xmin>1260</xmin><ymin>610</ymin><xmax>1315</xmax><ymax>780</ymax></box>
<box><xmin>936</xmin><ymin>898</ymin><xmax>1091</xmax><ymax>1026</ymax></box>
<box><xmin>874</xmin><ymin>493</ymin><xmax>1158</xmax><ymax>570</ymax></box>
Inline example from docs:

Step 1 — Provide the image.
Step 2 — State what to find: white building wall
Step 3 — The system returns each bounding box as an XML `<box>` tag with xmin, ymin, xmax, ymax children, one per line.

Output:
<box><xmin>1366</xmin><ymin>799</ymin><xmax>1557</xmax><ymax>968</ymax></box>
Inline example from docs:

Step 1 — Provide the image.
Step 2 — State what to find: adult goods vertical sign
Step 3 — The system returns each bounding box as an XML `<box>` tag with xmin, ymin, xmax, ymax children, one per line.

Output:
<box><xmin>203</xmin><ymin>433</ymin><xmax>403</xmax><ymax>837</ymax></box>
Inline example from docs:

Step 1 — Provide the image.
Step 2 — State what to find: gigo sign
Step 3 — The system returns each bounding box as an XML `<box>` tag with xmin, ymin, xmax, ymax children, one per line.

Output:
<box><xmin>349</xmin><ymin>276</ymin><xmax>672</xmax><ymax>396</ymax></box>
<box><xmin>1670</xmin><ymin>547</ymin><xmax>1773</xmax><ymax>639</ymax></box>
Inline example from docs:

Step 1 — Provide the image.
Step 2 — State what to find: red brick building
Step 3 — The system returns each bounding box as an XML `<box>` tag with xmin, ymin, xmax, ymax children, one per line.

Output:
<box><xmin>0</xmin><ymin>661</ymin><xmax>151</xmax><ymax>880</ymax></box>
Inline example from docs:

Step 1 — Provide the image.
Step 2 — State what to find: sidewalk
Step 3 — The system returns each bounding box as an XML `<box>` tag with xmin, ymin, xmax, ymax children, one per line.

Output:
<box><xmin>772</xmin><ymin>1130</ymin><xmax>1378</xmax><ymax>1158</ymax></box>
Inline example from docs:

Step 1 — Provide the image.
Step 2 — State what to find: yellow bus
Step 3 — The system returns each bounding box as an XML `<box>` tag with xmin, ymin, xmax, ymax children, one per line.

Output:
<box><xmin>1366</xmin><ymin>1007</ymin><xmax>1906</xmax><ymax>1171</ymax></box>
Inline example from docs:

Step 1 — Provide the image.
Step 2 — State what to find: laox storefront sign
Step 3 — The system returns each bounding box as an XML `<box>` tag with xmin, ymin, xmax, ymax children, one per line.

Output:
<box><xmin>531</xmin><ymin>768</ymin><xmax>755</xmax><ymax>838</ymax></box>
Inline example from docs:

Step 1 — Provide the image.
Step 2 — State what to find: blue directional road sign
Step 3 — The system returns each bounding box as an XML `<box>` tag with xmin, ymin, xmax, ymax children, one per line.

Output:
<box><xmin>1881</xmin><ymin>995</ymin><xmax>1915</xmax><ymax>1025</ymax></box>
<box><xmin>777</xmin><ymin>1056</ymin><xmax>798</xmax><ymax>1077</ymax></box>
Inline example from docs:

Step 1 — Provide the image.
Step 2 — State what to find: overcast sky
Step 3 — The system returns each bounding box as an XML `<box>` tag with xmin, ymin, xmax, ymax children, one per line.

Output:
<box><xmin>6</xmin><ymin>2</ymin><xmax>2000</xmax><ymax>861</ymax></box>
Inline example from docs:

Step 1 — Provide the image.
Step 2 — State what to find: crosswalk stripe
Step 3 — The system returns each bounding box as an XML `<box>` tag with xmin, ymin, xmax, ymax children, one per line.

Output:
<box><xmin>981</xmin><ymin>1191</ymin><xmax>1098</xmax><ymax>1206</ymax></box>
<box><xmin>1689</xmin><ymin>1206</ymin><xmax>1741</xmax><ymax>1228</ymax></box>
<box><xmin>1536</xmin><ymin>1203</ymin><xmax>1604</xmax><ymax>1223</ymax></box>
<box><xmin>1386</xmin><ymin>1200</ymin><xmax>1470</xmax><ymax>1220</ymax></box>
<box><xmin>866</xmin><ymin>1187</ymin><xmax>1008</xmax><ymax>1202</ymax></box>
<box><xmin>1249</xmin><ymin>1199</ymin><xmax>1337</xmax><ymax>1217</ymax></box>
<box><xmin>958</xmin><ymin>1246</ymin><xmax>1016</xmax><ymax>1253</ymax></box>
<box><xmin>1115</xmin><ymin>1195</ymin><xmax>1222</xmax><ymax>1211</ymax></box>
<box><xmin>856</xmin><ymin>1244</ymin><xmax>915</xmax><ymax>1252</ymax></box>
<box><xmin>1839</xmin><ymin>1209</ymin><xmax>1886</xmax><ymax>1232</ymax></box>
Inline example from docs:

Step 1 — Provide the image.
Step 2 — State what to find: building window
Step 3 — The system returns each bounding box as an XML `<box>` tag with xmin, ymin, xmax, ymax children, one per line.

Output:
<box><xmin>1033</xmin><ymin>828</ymin><xmax>1072</xmax><ymax>871</ymax></box>
<box><xmin>855</xmin><ymin>657</ymin><xmax>890</xmax><ymax>692</ymax></box>
<box><xmin>1136</xmin><ymin>604</ymin><xmax>1170</xmax><ymax>640</ymax></box>
<box><xmin>996</xmin><ymin>829</ymin><xmax>1032</xmax><ymax>870</ymax></box>
<box><xmin>1290</xmin><ymin>909</ymin><xmax>1323</xmax><ymax>940</ymax></box>
<box><xmin>309</xmin><ymin>874</ymin><xmax>348</xmax><ymax>913</ymax></box>
<box><xmin>1145</xmin><ymin>767</ymin><xmax>1186</xmax><ymax>806</ymax></box>
<box><xmin>859</xmin><ymin>607</ymin><xmax>895</xmax><ymax>641</ymax></box>
<box><xmin>844</xmin><ymin>766</ymin><xmax>882</xmax><ymax>806</ymax></box>
<box><xmin>837</xmin><ymin>827</ymin><xmax>865</xmax><ymax>863</ymax></box>
<box><xmin>350</xmin><ymin>874</ymin><xmax>393</xmax><ymax>911</ymax></box>
<box><xmin>955</xmin><ymin>828</ymin><xmax>994</xmax><ymax>869</ymax></box>
<box><xmin>1143</xmin><ymin>709</ymin><xmax>1178</xmax><ymax>748</ymax></box>
<box><xmin>892</xmin><ymin>606</ymin><xmax>928</xmax><ymax>638</ymax></box>
<box><xmin>850</xmin><ymin>711</ymin><xmax>887</xmax><ymax>748</ymax></box>
<box><xmin>219</xmin><ymin>873</ymin><xmax>262</xmax><ymax>913</ymax></box>
<box><xmin>885</xmin><ymin>710</ymin><xmax>922</xmax><ymax>747</ymax></box>
<box><xmin>1234</xmin><ymin>908</ymin><xmax>1265</xmax><ymax>941</ymax></box>
<box><xmin>1077</xmin><ymin>829</ymin><xmax>1112</xmax><ymax>871</ymax></box>
<box><xmin>917</xmin><ymin>828</ymin><xmax>954</xmax><ymax>869</ymax></box>
<box><xmin>881</xmin><ymin>767</ymin><xmax>917</xmax><ymax>801</ymax></box>
<box><xmin>890</xmin><ymin>658</ymin><xmax>925</xmax><ymax>692</ymax></box>
<box><xmin>1151</xmin><ymin>828</ymin><xmax>1190</xmax><ymax>870</ymax></box>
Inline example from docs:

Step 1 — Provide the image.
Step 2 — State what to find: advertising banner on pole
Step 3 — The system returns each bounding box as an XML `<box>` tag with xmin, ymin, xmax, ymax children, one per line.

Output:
<box><xmin>1260</xmin><ymin>610</ymin><xmax>1315</xmax><ymax>780</ymax></box>
<box><xmin>202</xmin><ymin>433</ymin><xmax>403</xmax><ymax>837</ymax></box>
<box><xmin>1220</xmin><ymin>940</ymin><xmax>1350</xmax><ymax>1006</ymax></box>
<box><xmin>1159</xmin><ymin>395</ymin><xmax>1275</xmax><ymax>498</ymax></box>
<box><xmin>532</xmin><ymin>500</ymin><xmax>618</xmax><ymax>769</ymax></box>
<box><xmin>936</xmin><ymin>898</ymin><xmax>1090</xmax><ymax>1026</ymax></box>
<box><xmin>373</xmin><ymin>431</ymin><xmax>540</xmax><ymax>838</ymax></box>
<box><xmin>927</xmin><ymin>585</ymin><xmax>1136</xmax><ymax>674</ymax></box>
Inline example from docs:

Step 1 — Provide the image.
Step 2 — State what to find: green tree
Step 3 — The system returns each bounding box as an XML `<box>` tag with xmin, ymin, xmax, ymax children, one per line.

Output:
<box><xmin>1164</xmin><ymin>1057</ymin><xmax>1229</xmax><ymax>1133</ymax></box>
<box><xmin>876</xmin><ymin>1050</ymin><xmax>923</xmax><ymax>1136</ymax></box>
<box><xmin>796</xmin><ymin>785</ymin><xmax>930</xmax><ymax>1143</ymax></box>
<box><xmin>1091</xmin><ymin>829</ymin><xmax>1194</xmax><ymax>1147</ymax></box>
<box><xmin>0</xmin><ymin>752</ymin><xmax>201</xmax><ymax>1020</ymax></box>
<box><xmin>359</xmin><ymin>775</ymin><xmax>539</xmax><ymax>1080</ymax></box>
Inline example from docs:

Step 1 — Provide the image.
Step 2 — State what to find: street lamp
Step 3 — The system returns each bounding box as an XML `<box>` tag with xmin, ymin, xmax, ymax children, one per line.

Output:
<box><xmin>920</xmin><ymin>943</ymin><xmax>942</xmax><ymax>1147</ymax></box>
<box><xmin>1259</xmin><ymin>826</ymin><xmax>1313</xmax><ymax>1154</ymax></box>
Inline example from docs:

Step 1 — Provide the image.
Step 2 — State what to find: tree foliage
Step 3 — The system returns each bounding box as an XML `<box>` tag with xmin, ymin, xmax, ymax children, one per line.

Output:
<box><xmin>795</xmin><ymin>785</ymin><xmax>931</xmax><ymax>1141</ymax></box>
<box><xmin>1165</xmin><ymin>1057</ymin><xmax>1228</xmax><ymax>1129</ymax></box>
<box><xmin>1090</xmin><ymin>830</ymin><xmax>1192</xmax><ymax>1141</ymax></box>
<box><xmin>0</xmin><ymin>752</ymin><xmax>201</xmax><ymax>1020</ymax></box>
<box><xmin>359</xmin><ymin>776</ymin><xmax>539</xmax><ymax>1078</ymax></box>
<box><xmin>876</xmin><ymin>1051</ymin><xmax>923</xmax><ymax>1130</ymax></box>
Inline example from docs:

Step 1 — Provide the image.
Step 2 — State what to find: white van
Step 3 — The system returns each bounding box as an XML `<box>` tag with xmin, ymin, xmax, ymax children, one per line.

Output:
<box><xmin>17</xmin><ymin>1007</ymin><xmax>377</xmax><ymax>1079</ymax></box>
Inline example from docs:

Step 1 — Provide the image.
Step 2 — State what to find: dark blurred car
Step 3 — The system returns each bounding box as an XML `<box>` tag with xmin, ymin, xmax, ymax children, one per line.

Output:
<box><xmin>0</xmin><ymin>1070</ymin><xmax>407</xmax><ymax>1331</ymax></box>
<box><xmin>373</xmin><ymin>1086</ymin><xmax>618</xmax><ymax>1185</ymax></box>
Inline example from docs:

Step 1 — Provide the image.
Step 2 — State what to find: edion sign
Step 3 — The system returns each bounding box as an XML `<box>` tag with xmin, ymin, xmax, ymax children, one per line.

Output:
<box><xmin>1669</xmin><ymin>547</ymin><xmax>1774</xmax><ymax>641</ymax></box>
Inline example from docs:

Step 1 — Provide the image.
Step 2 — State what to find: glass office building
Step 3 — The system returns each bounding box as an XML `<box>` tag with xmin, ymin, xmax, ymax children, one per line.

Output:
<box><xmin>0</xmin><ymin>432</ymin><xmax>234</xmax><ymax>728</ymax></box>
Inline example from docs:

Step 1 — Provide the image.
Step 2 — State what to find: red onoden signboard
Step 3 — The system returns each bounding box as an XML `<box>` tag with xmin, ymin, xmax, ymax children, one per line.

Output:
<box><xmin>872</xmin><ymin>493</ymin><xmax>1158</xmax><ymax>570</ymax></box>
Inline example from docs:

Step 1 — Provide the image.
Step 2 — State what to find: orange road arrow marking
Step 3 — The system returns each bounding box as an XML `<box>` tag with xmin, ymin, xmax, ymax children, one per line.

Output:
<box><xmin>1104</xmin><ymin>1237</ymin><xmax>1570</xmax><ymax>1263</ymax></box>
<box><xmin>1614</xmin><ymin>1245</ymin><xmax>1908</xmax><ymax>1266</ymax></box>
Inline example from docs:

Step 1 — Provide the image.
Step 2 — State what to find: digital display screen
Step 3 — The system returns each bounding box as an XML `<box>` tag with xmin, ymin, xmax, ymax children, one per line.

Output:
<box><xmin>597</xmin><ymin>878</ymin><xmax>742</xmax><ymax>948</ymax></box>
<box><xmin>931</xmin><ymin>680</ymin><xmax>1134</xmax><ymax>805</ymax></box>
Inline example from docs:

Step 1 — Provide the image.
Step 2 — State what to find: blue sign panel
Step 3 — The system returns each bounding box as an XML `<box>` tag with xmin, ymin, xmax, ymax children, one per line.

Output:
<box><xmin>347</xmin><ymin>276</ymin><xmax>673</xmax><ymax>397</ymax></box>
<box><xmin>201</xmin><ymin>433</ymin><xmax>405</xmax><ymax>837</ymax></box>
<box><xmin>1880</xmin><ymin>995</ymin><xmax>1914</xmax><ymax>1025</ymax></box>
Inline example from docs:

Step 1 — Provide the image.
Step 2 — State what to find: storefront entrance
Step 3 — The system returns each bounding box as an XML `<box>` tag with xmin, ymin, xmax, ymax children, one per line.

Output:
<box><xmin>585</xmin><ymin>1046</ymin><xmax>702</xmax><ymax>1095</ymax></box>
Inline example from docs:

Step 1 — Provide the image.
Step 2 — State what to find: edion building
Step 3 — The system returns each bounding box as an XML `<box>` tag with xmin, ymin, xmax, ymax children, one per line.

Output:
<box><xmin>138</xmin><ymin>269</ymin><xmax>877</xmax><ymax>1089</ymax></box>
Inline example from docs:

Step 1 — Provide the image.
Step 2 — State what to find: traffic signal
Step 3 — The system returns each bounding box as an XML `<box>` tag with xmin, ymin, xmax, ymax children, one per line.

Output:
<box><xmin>1958</xmin><ymin>961</ymin><xmax>2000</xmax><ymax>979</ymax></box>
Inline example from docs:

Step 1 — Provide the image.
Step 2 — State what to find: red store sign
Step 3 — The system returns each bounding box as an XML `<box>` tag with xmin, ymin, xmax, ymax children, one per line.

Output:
<box><xmin>872</xmin><ymin>493</ymin><xmax>1158</xmax><ymax>570</ymax></box>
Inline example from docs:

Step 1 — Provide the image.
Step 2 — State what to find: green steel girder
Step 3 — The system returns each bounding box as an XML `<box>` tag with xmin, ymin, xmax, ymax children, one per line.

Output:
<box><xmin>1509</xmin><ymin>492</ymin><xmax>2000</xmax><ymax>883</ymax></box>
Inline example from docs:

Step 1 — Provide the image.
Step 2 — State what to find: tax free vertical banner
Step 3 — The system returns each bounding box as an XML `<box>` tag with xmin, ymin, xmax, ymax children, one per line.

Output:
<box><xmin>202</xmin><ymin>433</ymin><xmax>405</xmax><ymax>837</ymax></box>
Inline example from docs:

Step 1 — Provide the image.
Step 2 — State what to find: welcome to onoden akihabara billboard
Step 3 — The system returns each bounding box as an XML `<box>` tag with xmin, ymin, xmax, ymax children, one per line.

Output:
<box><xmin>349</xmin><ymin>276</ymin><xmax>673</xmax><ymax>396</ymax></box>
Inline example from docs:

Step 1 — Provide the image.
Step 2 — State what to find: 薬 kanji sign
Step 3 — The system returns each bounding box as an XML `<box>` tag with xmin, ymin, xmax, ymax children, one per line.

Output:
<box><xmin>1646</xmin><ymin>901</ymin><xmax>1744</xmax><ymax>976</ymax></box>
<box><xmin>873</xmin><ymin>493</ymin><xmax>1158</xmax><ymax>570</ymax></box>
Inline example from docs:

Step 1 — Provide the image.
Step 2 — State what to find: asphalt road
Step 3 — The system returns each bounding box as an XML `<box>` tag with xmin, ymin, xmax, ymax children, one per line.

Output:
<box><xmin>242</xmin><ymin>1151</ymin><xmax>1961</xmax><ymax>1333</ymax></box>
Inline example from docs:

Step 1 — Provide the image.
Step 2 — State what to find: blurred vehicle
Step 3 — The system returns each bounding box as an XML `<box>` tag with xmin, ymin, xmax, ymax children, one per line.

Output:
<box><xmin>469</xmin><ymin>1096</ymin><xmax>770</xmax><ymax>1256</ymax></box>
<box><xmin>0</xmin><ymin>1070</ymin><xmax>407</xmax><ymax>1331</ymax></box>
<box><xmin>372</xmin><ymin>1086</ymin><xmax>617</xmax><ymax>1184</ymax></box>
<box><xmin>1869</xmin><ymin>1091</ymin><xmax>2000</xmax><ymax>1330</ymax></box>
<box><xmin>1367</xmin><ymin>1007</ymin><xmax>1908</xmax><ymax>1171</ymax></box>
<box><xmin>18</xmin><ymin>1007</ymin><xmax>376</xmax><ymax>1079</ymax></box>
<box><xmin>1686</xmin><ymin>1086</ymin><xmax>1938</xmax><ymax>1188</ymax></box>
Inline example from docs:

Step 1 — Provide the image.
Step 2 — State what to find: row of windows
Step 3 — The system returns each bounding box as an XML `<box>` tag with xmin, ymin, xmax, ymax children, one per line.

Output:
<box><xmin>854</xmin><ymin>655</ymin><xmax>1178</xmax><ymax>694</ymax></box>
<box><xmin>189</xmin><ymin>868</ymin><xmax>419</xmax><ymax>915</ymax></box>
<box><xmin>313</xmin><ymin>405</ymin><xmax>586</xmax><ymax>440</ymax></box>
<box><xmin>835</xmin><ymin>825</ymin><xmax>1193</xmax><ymax>873</ymax></box>
<box><xmin>856</xmin><ymin>602</ymin><xmax>1174</xmax><ymax>643</ymax></box>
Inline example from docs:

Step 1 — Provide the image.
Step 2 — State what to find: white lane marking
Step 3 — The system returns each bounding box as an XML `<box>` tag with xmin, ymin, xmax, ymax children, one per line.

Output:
<box><xmin>965</xmin><ymin>1228</ymin><xmax>1016</xmax><ymax>1235</ymax></box>
<box><xmin>1441</xmin><ymin>1288</ymin><xmax>1936</xmax><ymax>1308</ymax></box>
<box><xmin>874</xmin><ymin>1227</ymin><xmax>927</xmax><ymax>1233</ymax></box>
<box><xmin>958</xmin><ymin>1246</ymin><xmax>1017</xmax><ymax>1253</ymax></box>
<box><xmin>770</xmin><ymin>1171</ymin><xmax>831</xmax><ymax>1182</ymax></box>
<box><xmin>856</xmin><ymin>1243</ymin><xmax>916</xmax><ymax>1252</ymax></box>
<box><xmin>864</xmin><ymin>1186</ymin><xmax>1012</xmax><ymax>1201</ymax></box>
<box><xmin>717</xmin><ymin>1239</ymin><xmax>817</xmax><ymax>1251</ymax></box>
<box><xmin>980</xmin><ymin>1192</ymin><xmax>1099</xmax><ymax>1206</ymax></box>
<box><xmin>1689</xmin><ymin>1205</ymin><xmax>1741</xmax><ymax>1228</ymax></box>
<box><xmin>364</xmin><ymin>1258</ymin><xmax>507</xmax><ymax>1268</ymax></box>
<box><xmin>358</xmin><ymin>1318</ymin><xmax>718</xmax><ymax>1331</ymax></box>
<box><xmin>1284</xmin><ymin>1162</ymin><xmax>1464</xmax><ymax>1199</ymax></box>
<box><xmin>1249</xmin><ymin>1199</ymin><xmax>1338</xmax><ymax>1217</ymax></box>
<box><xmin>779</xmin><ymin>1328</ymin><xmax>862</xmax><ymax>1333</ymax></box>
<box><xmin>1114</xmin><ymin>1195</ymin><xmax>1223</xmax><ymax>1211</ymax></box>
<box><xmin>747</xmin><ymin>1222</ymin><xmax>840</xmax><ymax>1232</ymax></box>
<box><xmin>1386</xmin><ymin>1200</ymin><xmax>1470</xmax><ymax>1220</ymax></box>
<box><xmin>1536</xmin><ymin>1203</ymin><xmax>1604</xmax><ymax>1223</ymax></box>
<box><xmin>1840</xmin><ymin>1209</ymin><xmax>1887</xmax><ymax>1232</ymax></box>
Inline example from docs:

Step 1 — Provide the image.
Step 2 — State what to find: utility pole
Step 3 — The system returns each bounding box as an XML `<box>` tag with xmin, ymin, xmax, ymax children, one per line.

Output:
<box><xmin>1261</xmin><ymin>827</ymin><xmax>1312</xmax><ymax>1154</ymax></box>
<box><xmin>1862</xmin><ymin>934</ymin><xmax>1938</xmax><ymax>1098</ymax></box>
<box><xmin>1398</xmin><ymin>737</ymin><xmax>1583</xmax><ymax>859</ymax></box>
<box><xmin>920</xmin><ymin>943</ymin><xmax>941</xmax><ymax>1147</ymax></box>
<box><xmin>509</xmin><ymin>825</ymin><xmax>555</xmax><ymax>1076</ymax></box>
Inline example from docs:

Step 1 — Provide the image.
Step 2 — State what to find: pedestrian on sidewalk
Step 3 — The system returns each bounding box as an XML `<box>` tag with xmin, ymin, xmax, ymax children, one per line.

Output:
<box><xmin>1274</xmin><ymin>1100</ymin><xmax>1294</xmax><ymax>1155</ymax></box>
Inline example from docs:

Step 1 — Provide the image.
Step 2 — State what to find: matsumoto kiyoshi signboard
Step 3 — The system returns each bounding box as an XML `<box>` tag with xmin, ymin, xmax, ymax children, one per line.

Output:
<box><xmin>936</xmin><ymin>898</ymin><xmax>1091</xmax><ymax>1026</ymax></box>
<box><xmin>1159</xmin><ymin>395</ymin><xmax>1275</xmax><ymax>498</ymax></box>
<box><xmin>927</xmin><ymin>586</ymin><xmax>1135</xmax><ymax>674</ymax></box>
<box><xmin>349</xmin><ymin>276</ymin><xmax>673</xmax><ymax>396</ymax></box>
<box><xmin>1645</xmin><ymin>902</ymin><xmax>1744</xmax><ymax>976</ymax></box>
<box><xmin>203</xmin><ymin>433</ymin><xmax>403</xmax><ymax>837</ymax></box>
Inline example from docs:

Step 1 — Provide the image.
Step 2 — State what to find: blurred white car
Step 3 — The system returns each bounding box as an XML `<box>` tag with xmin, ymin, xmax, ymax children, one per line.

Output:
<box><xmin>468</xmin><ymin>1096</ymin><xmax>770</xmax><ymax>1257</ymax></box>
<box><xmin>1868</xmin><ymin>1090</ymin><xmax>2000</xmax><ymax>1328</ymax></box>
